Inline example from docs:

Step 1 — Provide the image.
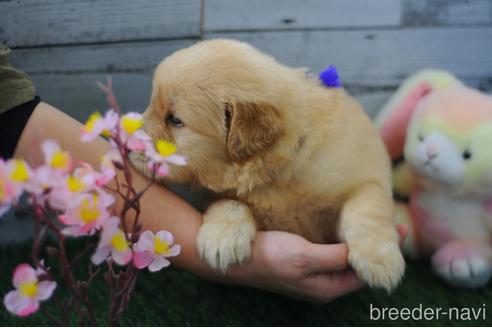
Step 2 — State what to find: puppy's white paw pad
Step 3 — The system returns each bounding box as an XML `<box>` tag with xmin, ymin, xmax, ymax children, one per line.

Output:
<box><xmin>349</xmin><ymin>240</ymin><xmax>405</xmax><ymax>292</ymax></box>
<box><xmin>197</xmin><ymin>221</ymin><xmax>255</xmax><ymax>272</ymax></box>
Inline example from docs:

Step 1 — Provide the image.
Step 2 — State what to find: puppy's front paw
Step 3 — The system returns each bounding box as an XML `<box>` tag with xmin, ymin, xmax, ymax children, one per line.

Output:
<box><xmin>197</xmin><ymin>220</ymin><xmax>255</xmax><ymax>271</ymax></box>
<box><xmin>197</xmin><ymin>200</ymin><xmax>256</xmax><ymax>271</ymax></box>
<box><xmin>348</xmin><ymin>238</ymin><xmax>405</xmax><ymax>292</ymax></box>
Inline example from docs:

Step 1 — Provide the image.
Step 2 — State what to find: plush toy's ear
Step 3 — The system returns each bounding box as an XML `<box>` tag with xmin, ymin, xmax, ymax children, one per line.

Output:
<box><xmin>374</xmin><ymin>70</ymin><xmax>462</xmax><ymax>160</ymax></box>
<box><xmin>378</xmin><ymin>82</ymin><xmax>431</xmax><ymax>160</ymax></box>
<box><xmin>225</xmin><ymin>101</ymin><xmax>284</xmax><ymax>163</ymax></box>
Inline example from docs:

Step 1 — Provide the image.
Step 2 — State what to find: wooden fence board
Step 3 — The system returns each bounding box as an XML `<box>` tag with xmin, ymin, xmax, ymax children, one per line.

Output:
<box><xmin>204</xmin><ymin>0</ymin><xmax>402</xmax><ymax>31</ymax></box>
<box><xmin>11</xmin><ymin>29</ymin><xmax>491</xmax><ymax>119</ymax></box>
<box><xmin>0</xmin><ymin>0</ymin><xmax>201</xmax><ymax>47</ymax></box>
<box><xmin>402</xmin><ymin>0</ymin><xmax>492</xmax><ymax>26</ymax></box>
<box><xmin>206</xmin><ymin>27</ymin><xmax>492</xmax><ymax>84</ymax></box>
<box><xmin>11</xmin><ymin>40</ymin><xmax>194</xmax><ymax>74</ymax></box>
<box><xmin>30</xmin><ymin>73</ymin><xmax>153</xmax><ymax>122</ymax></box>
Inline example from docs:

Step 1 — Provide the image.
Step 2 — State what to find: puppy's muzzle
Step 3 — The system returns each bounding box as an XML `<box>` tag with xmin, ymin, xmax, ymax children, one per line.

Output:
<box><xmin>128</xmin><ymin>151</ymin><xmax>151</xmax><ymax>178</ymax></box>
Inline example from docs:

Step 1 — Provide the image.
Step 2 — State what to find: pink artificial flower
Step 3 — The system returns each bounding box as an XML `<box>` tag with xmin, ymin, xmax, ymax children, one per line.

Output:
<box><xmin>126</xmin><ymin>129</ymin><xmax>151</xmax><ymax>152</ymax></box>
<box><xmin>0</xmin><ymin>160</ymin><xmax>17</xmax><ymax>217</ymax></box>
<box><xmin>96</xmin><ymin>149</ymin><xmax>122</xmax><ymax>186</ymax></box>
<box><xmin>41</xmin><ymin>140</ymin><xmax>72</xmax><ymax>174</ymax></box>
<box><xmin>91</xmin><ymin>217</ymin><xmax>132</xmax><ymax>266</ymax></box>
<box><xmin>81</xmin><ymin>110</ymin><xmax>119</xmax><ymax>142</ymax></box>
<box><xmin>23</xmin><ymin>166</ymin><xmax>65</xmax><ymax>207</ymax></box>
<box><xmin>0</xmin><ymin>158</ymin><xmax>36</xmax><ymax>217</ymax></box>
<box><xmin>95</xmin><ymin>80</ymin><xmax>149</xmax><ymax>151</ymax></box>
<box><xmin>118</xmin><ymin>113</ymin><xmax>152</xmax><ymax>152</ymax></box>
<box><xmin>59</xmin><ymin>191</ymin><xmax>114</xmax><ymax>236</ymax></box>
<box><xmin>49</xmin><ymin>166</ymin><xmax>97</xmax><ymax>210</ymax></box>
<box><xmin>133</xmin><ymin>230</ymin><xmax>181</xmax><ymax>272</ymax></box>
<box><xmin>5</xmin><ymin>159</ymin><xmax>31</xmax><ymax>192</ymax></box>
<box><xmin>120</xmin><ymin>112</ymin><xmax>143</xmax><ymax>136</ymax></box>
<box><xmin>3</xmin><ymin>264</ymin><xmax>56</xmax><ymax>317</ymax></box>
<box><xmin>65</xmin><ymin>166</ymin><xmax>96</xmax><ymax>193</ymax></box>
<box><xmin>1</xmin><ymin>158</ymin><xmax>24</xmax><ymax>190</ymax></box>
<box><xmin>144</xmin><ymin>139</ymin><xmax>186</xmax><ymax>177</ymax></box>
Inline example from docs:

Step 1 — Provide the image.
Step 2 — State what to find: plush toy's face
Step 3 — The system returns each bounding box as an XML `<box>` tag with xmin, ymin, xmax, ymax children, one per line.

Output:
<box><xmin>404</xmin><ymin>88</ymin><xmax>492</xmax><ymax>196</ymax></box>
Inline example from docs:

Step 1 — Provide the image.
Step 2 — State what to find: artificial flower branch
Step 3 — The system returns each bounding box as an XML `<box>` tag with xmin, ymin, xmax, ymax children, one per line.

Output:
<box><xmin>1</xmin><ymin>78</ymin><xmax>185</xmax><ymax>325</ymax></box>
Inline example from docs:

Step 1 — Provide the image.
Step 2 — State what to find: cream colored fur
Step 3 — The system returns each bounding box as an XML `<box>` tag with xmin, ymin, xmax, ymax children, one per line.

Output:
<box><xmin>132</xmin><ymin>39</ymin><xmax>405</xmax><ymax>291</ymax></box>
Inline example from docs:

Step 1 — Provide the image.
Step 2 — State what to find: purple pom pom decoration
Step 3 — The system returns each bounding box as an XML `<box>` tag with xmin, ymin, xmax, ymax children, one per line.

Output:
<box><xmin>319</xmin><ymin>65</ymin><xmax>342</xmax><ymax>88</ymax></box>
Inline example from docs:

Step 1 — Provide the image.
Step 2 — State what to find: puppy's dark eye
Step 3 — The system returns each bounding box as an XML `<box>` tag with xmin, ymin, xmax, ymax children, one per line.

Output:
<box><xmin>418</xmin><ymin>134</ymin><xmax>424</xmax><ymax>142</ymax></box>
<box><xmin>462</xmin><ymin>149</ymin><xmax>472</xmax><ymax>160</ymax></box>
<box><xmin>166</xmin><ymin>113</ymin><xmax>184</xmax><ymax>127</ymax></box>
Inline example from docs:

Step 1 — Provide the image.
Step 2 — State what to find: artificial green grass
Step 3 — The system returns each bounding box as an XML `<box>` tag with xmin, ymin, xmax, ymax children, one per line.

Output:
<box><xmin>1</xmin><ymin>242</ymin><xmax>491</xmax><ymax>326</ymax></box>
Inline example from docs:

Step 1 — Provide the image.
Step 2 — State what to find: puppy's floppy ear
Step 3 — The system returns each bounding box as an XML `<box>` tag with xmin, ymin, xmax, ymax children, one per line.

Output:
<box><xmin>225</xmin><ymin>101</ymin><xmax>283</xmax><ymax>162</ymax></box>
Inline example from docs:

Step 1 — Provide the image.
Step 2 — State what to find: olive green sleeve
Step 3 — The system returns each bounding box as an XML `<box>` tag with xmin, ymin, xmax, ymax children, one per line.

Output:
<box><xmin>0</xmin><ymin>45</ymin><xmax>36</xmax><ymax>113</ymax></box>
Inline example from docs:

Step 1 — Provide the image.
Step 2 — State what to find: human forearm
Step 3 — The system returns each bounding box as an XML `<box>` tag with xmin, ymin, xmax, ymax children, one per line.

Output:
<box><xmin>13</xmin><ymin>102</ymin><xmax>228</xmax><ymax>281</ymax></box>
<box><xmin>14</xmin><ymin>101</ymin><xmax>389</xmax><ymax>303</ymax></box>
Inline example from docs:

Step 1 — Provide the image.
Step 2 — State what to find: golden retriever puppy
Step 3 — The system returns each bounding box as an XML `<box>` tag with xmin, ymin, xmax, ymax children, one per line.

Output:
<box><xmin>131</xmin><ymin>39</ymin><xmax>405</xmax><ymax>291</ymax></box>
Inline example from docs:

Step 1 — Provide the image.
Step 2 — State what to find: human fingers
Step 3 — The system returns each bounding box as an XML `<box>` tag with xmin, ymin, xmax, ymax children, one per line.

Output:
<box><xmin>303</xmin><ymin>270</ymin><xmax>365</xmax><ymax>302</ymax></box>
<box><xmin>302</xmin><ymin>224</ymin><xmax>407</xmax><ymax>275</ymax></box>
<box><xmin>305</xmin><ymin>242</ymin><xmax>351</xmax><ymax>273</ymax></box>
<box><xmin>396</xmin><ymin>223</ymin><xmax>408</xmax><ymax>247</ymax></box>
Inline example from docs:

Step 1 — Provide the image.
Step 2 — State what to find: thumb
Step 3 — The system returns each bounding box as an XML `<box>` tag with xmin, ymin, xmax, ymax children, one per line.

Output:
<box><xmin>305</xmin><ymin>242</ymin><xmax>351</xmax><ymax>273</ymax></box>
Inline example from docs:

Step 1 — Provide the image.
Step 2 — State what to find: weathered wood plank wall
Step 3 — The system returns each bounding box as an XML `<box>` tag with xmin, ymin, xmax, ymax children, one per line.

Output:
<box><xmin>1</xmin><ymin>0</ymin><xmax>201</xmax><ymax>47</ymax></box>
<box><xmin>1</xmin><ymin>0</ymin><xmax>491</xmax><ymax>121</ymax></box>
<box><xmin>203</xmin><ymin>0</ymin><xmax>492</xmax><ymax>116</ymax></box>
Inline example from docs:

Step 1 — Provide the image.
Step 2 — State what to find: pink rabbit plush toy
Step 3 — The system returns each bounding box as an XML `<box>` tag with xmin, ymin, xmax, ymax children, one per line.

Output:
<box><xmin>375</xmin><ymin>70</ymin><xmax>492</xmax><ymax>288</ymax></box>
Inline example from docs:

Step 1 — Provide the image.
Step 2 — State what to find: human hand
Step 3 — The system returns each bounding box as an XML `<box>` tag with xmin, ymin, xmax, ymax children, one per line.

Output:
<box><xmin>228</xmin><ymin>224</ymin><xmax>408</xmax><ymax>303</ymax></box>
